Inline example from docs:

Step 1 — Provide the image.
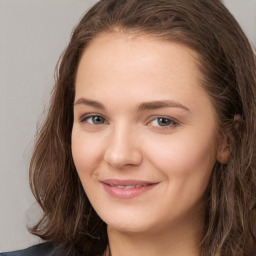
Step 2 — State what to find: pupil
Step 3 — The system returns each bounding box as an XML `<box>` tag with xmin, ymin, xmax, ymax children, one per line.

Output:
<box><xmin>158</xmin><ymin>118</ymin><xmax>171</xmax><ymax>126</ymax></box>
<box><xmin>93</xmin><ymin>116</ymin><xmax>104</xmax><ymax>124</ymax></box>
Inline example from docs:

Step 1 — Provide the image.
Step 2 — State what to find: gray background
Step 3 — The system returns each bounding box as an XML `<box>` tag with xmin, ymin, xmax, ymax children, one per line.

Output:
<box><xmin>0</xmin><ymin>0</ymin><xmax>255</xmax><ymax>252</ymax></box>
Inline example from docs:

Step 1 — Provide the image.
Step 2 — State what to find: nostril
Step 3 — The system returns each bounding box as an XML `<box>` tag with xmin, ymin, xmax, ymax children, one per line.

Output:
<box><xmin>104</xmin><ymin>146</ymin><xmax>143</xmax><ymax>168</ymax></box>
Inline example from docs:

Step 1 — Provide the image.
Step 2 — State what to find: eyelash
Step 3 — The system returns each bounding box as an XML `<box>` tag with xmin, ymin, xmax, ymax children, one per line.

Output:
<box><xmin>80</xmin><ymin>114</ymin><xmax>108</xmax><ymax>125</ymax></box>
<box><xmin>149</xmin><ymin>116</ymin><xmax>178</xmax><ymax>129</ymax></box>
<box><xmin>79</xmin><ymin>114</ymin><xmax>179</xmax><ymax>130</ymax></box>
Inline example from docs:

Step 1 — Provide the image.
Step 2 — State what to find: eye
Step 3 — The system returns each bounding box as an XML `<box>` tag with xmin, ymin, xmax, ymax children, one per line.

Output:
<box><xmin>81</xmin><ymin>115</ymin><xmax>107</xmax><ymax>125</ymax></box>
<box><xmin>150</xmin><ymin>117</ymin><xmax>177</xmax><ymax>127</ymax></box>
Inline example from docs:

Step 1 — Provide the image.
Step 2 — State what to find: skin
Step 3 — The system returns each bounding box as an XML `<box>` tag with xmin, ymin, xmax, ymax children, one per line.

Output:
<box><xmin>72</xmin><ymin>33</ymin><xmax>224</xmax><ymax>256</ymax></box>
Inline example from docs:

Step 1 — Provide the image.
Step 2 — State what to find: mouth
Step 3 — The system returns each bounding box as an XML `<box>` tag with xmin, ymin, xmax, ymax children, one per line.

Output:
<box><xmin>101</xmin><ymin>179</ymin><xmax>157</xmax><ymax>188</ymax></box>
<box><xmin>108</xmin><ymin>184</ymin><xmax>148</xmax><ymax>189</ymax></box>
<box><xmin>100</xmin><ymin>179</ymin><xmax>158</xmax><ymax>199</ymax></box>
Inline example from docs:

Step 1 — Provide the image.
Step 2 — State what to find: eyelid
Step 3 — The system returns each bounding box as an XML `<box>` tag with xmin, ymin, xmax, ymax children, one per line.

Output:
<box><xmin>79</xmin><ymin>113</ymin><xmax>109</xmax><ymax>124</ymax></box>
<box><xmin>147</xmin><ymin>116</ymin><xmax>179</xmax><ymax>128</ymax></box>
<box><xmin>78</xmin><ymin>113</ymin><xmax>179</xmax><ymax>129</ymax></box>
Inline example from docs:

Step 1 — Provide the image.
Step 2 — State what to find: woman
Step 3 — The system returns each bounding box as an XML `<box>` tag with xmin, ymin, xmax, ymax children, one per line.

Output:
<box><xmin>1</xmin><ymin>0</ymin><xmax>255</xmax><ymax>255</ymax></box>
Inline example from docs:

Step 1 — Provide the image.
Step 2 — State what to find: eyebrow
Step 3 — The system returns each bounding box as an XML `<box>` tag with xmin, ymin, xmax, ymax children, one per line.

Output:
<box><xmin>73</xmin><ymin>98</ymin><xmax>105</xmax><ymax>110</ymax></box>
<box><xmin>137</xmin><ymin>100</ymin><xmax>190</xmax><ymax>112</ymax></box>
<box><xmin>73</xmin><ymin>98</ymin><xmax>190</xmax><ymax>112</ymax></box>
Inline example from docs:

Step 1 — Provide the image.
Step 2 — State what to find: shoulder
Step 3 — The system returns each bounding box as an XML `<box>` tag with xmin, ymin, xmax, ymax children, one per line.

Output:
<box><xmin>0</xmin><ymin>243</ymin><xmax>57</xmax><ymax>256</ymax></box>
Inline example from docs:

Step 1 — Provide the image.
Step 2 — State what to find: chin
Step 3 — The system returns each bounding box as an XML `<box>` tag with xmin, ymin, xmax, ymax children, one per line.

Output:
<box><xmin>98</xmin><ymin>210</ymin><xmax>158</xmax><ymax>234</ymax></box>
<box><xmin>107</xmin><ymin>222</ymin><xmax>153</xmax><ymax>234</ymax></box>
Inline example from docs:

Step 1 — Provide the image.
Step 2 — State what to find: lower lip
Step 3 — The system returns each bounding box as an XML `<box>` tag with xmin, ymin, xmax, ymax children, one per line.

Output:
<box><xmin>101</xmin><ymin>182</ymin><xmax>157</xmax><ymax>199</ymax></box>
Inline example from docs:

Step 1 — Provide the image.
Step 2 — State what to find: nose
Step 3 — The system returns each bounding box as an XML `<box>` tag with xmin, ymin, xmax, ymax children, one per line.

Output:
<box><xmin>104</xmin><ymin>125</ymin><xmax>143</xmax><ymax>169</ymax></box>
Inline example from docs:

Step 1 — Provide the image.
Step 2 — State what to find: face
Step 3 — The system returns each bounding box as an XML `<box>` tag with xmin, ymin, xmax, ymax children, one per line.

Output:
<box><xmin>72</xmin><ymin>33</ymin><xmax>219</xmax><ymax>234</ymax></box>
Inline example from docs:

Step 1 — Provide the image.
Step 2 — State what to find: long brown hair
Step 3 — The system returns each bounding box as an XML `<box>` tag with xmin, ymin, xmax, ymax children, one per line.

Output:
<box><xmin>29</xmin><ymin>0</ymin><xmax>256</xmax><ymax>255</ymax></box>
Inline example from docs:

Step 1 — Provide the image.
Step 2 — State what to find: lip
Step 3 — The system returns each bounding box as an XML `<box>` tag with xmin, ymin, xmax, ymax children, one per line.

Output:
<box><xmin>100</xmin><ymin>179</ymin><xmax>159</xmax><ymax>199</ymax></box>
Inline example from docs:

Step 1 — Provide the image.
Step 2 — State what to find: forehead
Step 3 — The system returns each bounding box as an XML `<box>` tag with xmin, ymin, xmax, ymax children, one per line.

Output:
<box><xmin>75</xmin><ymin>32</ymin><xmax>213</xmax><ymax>115</ymax></box>
<box><xmin>76</xmin><ymin>32</ymin><xmax>201</xmax><ymax>90</ymax></box>
<box><xmin>80</xmin><ymin>31</ymin><xmax>200</xmax><ymax>65</ymax></box>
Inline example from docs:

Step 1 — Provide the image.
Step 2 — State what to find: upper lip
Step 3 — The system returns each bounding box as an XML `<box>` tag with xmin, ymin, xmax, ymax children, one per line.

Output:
<box><xmin>100</xmin><ymin>179</ymin><xmax>158</xmax><ymax>186</ymax></box>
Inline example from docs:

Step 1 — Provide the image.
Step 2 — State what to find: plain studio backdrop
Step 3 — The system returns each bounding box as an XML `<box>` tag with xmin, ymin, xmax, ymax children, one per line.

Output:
<box><xmin>0</xmin><ymin>0</ymin><xmax>255</xmax><ymax>252</ymax></box>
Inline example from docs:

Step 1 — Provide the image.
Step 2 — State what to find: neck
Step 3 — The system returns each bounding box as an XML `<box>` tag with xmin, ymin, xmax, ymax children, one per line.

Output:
<box><xmin>107</xmin><ymin>212</ymin><xmax>204</xmax><ymax>256</ymax></box>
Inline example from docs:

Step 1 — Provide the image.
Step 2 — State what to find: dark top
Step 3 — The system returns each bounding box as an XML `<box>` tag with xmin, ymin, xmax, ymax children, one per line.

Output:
<box><xmin>0</xmin><ymin>243</ymin><xmax>57</xmax><ymax>256</ymax></box>
<box><xmin>0</xmin><ymin>243</ymin><xmax>103</xmax><ymax>256</ymax></box>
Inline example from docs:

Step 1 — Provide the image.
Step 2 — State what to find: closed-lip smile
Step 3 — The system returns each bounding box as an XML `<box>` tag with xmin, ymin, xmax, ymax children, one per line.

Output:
<box><xmin>100</xmin><ymin>179</ymin><xmax>159</xmax><ymax>199</ymax></box>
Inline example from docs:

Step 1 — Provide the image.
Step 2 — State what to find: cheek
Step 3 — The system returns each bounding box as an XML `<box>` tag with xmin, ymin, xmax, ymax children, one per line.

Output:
<box><xmin>147</xmin><ymin>134</ymin><xmax>216</xmax><ymax>212</ymax></box>
<box><xmin>145</xmin><ymin>131</ymin><xmax>216</xmax><ymax>179</ymax></box>
<box><xmin>71</xmin><ymin>130</ymin><xmax>103</xmax><ymax>177</ymax></box>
